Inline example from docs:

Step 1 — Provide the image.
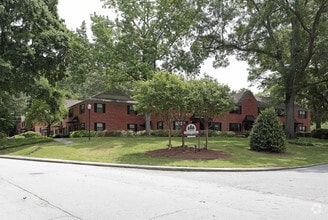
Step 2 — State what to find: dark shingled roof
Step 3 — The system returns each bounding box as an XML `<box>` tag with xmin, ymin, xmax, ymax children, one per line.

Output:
<box><xmin>87</xmin><ymin>91</ymin><xmax>137</xmax><ymax>104</ymax></box>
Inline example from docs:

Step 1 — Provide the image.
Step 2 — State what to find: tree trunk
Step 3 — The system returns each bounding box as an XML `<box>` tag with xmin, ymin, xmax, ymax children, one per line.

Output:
<box><xmin>204</xmin><ymin>121</ymin><xmax>209</xmax><ymax>149</ymax></box>
<box><xmin>314</xmin><ymin>109</ymin><xmax>322</xmax><ymax>129</ymax></box>
<box><xmin>168</xmin><ymin>127</ymin><xmax>172</xmax><ymax>150</ymax></box>
<box><xmin>47</xmin><ymin>124</ymin><xmax>51</xmax><ymax>137</ymax></box>
<box><xmin>285</xmin><ymin>91</ymin><xmax>296</xmax><ymax>139</ymax></box>
<box><xmin>145</xmin><ymin>113</ymin><xmax>151</xmax><ymax>135</ymax></box>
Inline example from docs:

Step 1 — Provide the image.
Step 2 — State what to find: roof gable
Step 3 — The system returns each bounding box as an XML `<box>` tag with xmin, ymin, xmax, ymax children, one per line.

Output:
<box><xmin>233</xmin><ymin>90</ymin><xmax>256</xmax><ymax>105</ymax></box>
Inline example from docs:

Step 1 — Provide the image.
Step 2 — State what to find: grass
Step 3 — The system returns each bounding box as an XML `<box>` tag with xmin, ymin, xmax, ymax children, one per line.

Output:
<box><xmin>1</xmin><ymin>136</ymin><xmax>328</xmax><ymax>168</ymax></box>
<box><xmin>0</xmin><ymin>137</ymin><xmax>53</xmax><ymax>150</ymax></box>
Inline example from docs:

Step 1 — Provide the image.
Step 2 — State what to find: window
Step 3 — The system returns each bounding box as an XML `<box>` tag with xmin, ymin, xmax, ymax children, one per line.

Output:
<box><xmin>298</xmin><ymin>110</ymin><xmax>307</xmax><ymax>119</ymax></box>
<box><xmin>209</xmin><ymin>122</ymin><xmax>221</xmax><ymax>131</ymax></box>
<box><xmin>127</xmin><ymin>105</ymin><xmax>137</xmax><ymax>115</ymax></box>
<box><xmin>80</xmin><ymin>123</ymin><xmax>85</xmax><ymax>130</ymax></box>
<box><xmin>127</xmin><ymin>124</ymin><xmax>137</xmax><ymax>131</ymax></box>
<box><xmin>68</xmin><ymin>108</ymin><xmax>73</xmax><ymax>117</ymax></box>
<box><xmin>229</xmin><ymin>123</ymin><xmax>241</xmax><ymax>132</ymax></box>
<box><xmin>173</xmin><ymin>121</ymin><xmax>186</xmax><ymax>130</ymax></box>
<box><xmin>94</xmin><ymin>123</ymin><xmax>105</xmax><ymax>131</ymax></box>
<box><xmin>230</xmin><ymin>106</ymin><xmax>242</xmax><ymax>114</ymax></box>
<box><xmin>95</xmin><ymin>103</ymin><xmax>106</xmax><ymax>113</ymax></box>
<box><xmin>157</xmin><ymin>121</ymin><xmax>164</xmax><ymax>130</ymax></box>
<box><xmin>79</xmin><ymin>104</ymin><xmax>85</xmax><ymax>114</ymax></box>
<box><xmin>298</xmin><ymin>126</ymin><xmax>307</xmax><ymax>132</ymax></box>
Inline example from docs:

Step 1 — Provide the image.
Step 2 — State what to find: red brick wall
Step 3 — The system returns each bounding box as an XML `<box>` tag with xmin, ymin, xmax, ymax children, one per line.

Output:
<box><xmin>214</xmin><ymin>91</ymin><xmax>259</xmax><ymax>131</ymax></box>
<box><xmin>64</xmin><ymin>101</ymin><xmax>145</xmax><ymax>132</ymax></box>
<box><xmin>62</xmin><ymin>92</ymin><xmax>311</xmax><ymax>134</ymax></box>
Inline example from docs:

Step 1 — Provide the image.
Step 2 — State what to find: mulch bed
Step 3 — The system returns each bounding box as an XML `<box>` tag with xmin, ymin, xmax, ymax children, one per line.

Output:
<box><xmin>145</xmin><ymin>146</ymin><xmax>232</xmax><ymax>160</ymax></box>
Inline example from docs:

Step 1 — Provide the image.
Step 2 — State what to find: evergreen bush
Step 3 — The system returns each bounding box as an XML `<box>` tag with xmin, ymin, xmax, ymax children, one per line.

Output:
<box><xmin>250</xmin><ymin>108</ymin><xmax>287</xmax><ymax>153</ymax></box>
<box><xmin>311</xmin><ymin>129</ymin><xmax>328</xmax><ymax>139</ymax></box>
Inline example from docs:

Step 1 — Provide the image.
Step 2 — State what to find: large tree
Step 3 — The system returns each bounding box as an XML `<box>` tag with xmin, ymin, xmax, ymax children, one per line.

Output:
<box><xmin>0</xmin><ymin>92</ymin><xmax>28</xmax><ymax>134</ymax></box>
<box><xmin>189</xmin><ymin>76</ymin><xmax>234</xmax><ymax>149</ymax></box>
<box><xmin>192</xmin><ymin>0</ymin><xmax>328</xmax><ymax>138</ymax></box>
<box><xmin>0</xmin><ymin>0</ymin><xmax>70</xmax><ymax>94</ymax></box>
<box><xmin>25</xmin><ymin>78</ymin><xmax>67</xmax><ymax>136</ymax></box>
<box><xmin>133</xmin><ymin>72</ymin><xmax>190</xmax><ymax>149</ymax></box>
<box><xmin>90</xmin><ymin>0</ymin><xmax>202</xmax><ymax>134</ymax></box>
<box><xmin>58</xmin><ymin>22</ymin><xmax>107</xmax><ymax>99</ymax></box>
<box><xmin>96</xmin><ymin>0</ymin><xmax>202</xmax><ymax>83</ymax></box>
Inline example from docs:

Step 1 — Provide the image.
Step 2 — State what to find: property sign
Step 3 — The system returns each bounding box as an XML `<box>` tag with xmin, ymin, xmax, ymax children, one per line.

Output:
<box><xmin>182</xmin><ymin>123</ymin><xmax>200</xmax><ymax>137</ymax></box>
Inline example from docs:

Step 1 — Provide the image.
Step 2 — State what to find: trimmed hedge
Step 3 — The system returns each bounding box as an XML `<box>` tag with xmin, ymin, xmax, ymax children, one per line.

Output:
<box><xmin>69</xmin><ymin>129</ymin><xmax>235</xmax><ymax>138</ymax></box>
<box><xmin>250</xmin><ymin>108</ymin><xmax>287</xmax><ymax>153</ymax></box>
<box><xmin>311</xmin><ymin>129</ymin><xmax>328</xmax><ymax>139</ymax></box>
<box><xmin>70</xmin><ymin>130</ymin><xmax>98</xmax><ymax>138</ymax></box>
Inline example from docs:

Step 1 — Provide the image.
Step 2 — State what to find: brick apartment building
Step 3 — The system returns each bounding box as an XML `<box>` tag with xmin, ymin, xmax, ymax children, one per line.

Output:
<box><xmin>56</xmin><ymin>90</ymin><xmax>310</xmax><ymax>136</ymax></box>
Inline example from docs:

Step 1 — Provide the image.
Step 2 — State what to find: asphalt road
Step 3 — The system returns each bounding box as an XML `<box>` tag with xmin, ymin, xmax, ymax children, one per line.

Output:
<box><xmin>0</xmin><ymin>158</ymin><xmax>327</xmax><ymax>220</ymax></box>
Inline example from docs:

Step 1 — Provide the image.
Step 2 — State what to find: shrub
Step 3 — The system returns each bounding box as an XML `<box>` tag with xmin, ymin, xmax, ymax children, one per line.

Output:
<box><xmin>101</xmin><ymin>130</ymin><xmax>122</xmax><ymax>137</ymax></box>
<box><xmin>288</xmin><ymin>139</ymin><xmax>315</xmax><ymax>146</ymax></box>
<box><xmin>70</xmin><ymin>130</ymin><xmax>97</xmax><ymax>138</ymax></box>
<box><xmin>296</xmin><ymin>132</ymin><xmax>311</xmax><ymax>138</ymax></box>
<box><xmin>219</xmin><ymin>131</ymin><xmax>235</xmax><ymax>137</ymax></box>
<box><xmin>250</xmin><ymin>108</ymin><xmax>287</xmax><ymax>153</ymax></box>
<box><xmin>151</xmin><ymin>129</ymin><xmax>183</xmax><ymax>137</ymax></box>
<box><xmin>13</xmin><ymin>135</ymin><xmax>25</xmax><ymax>139</ymax></box>
<box><xmin>201</xmin><ymin>130</ymin><xmax>220</xmax><ymax>137</ymax></box>
<box><xmin>17</xmin><ymin>131</ymin><xmax>41</xmax><ymax>138</ymax></box>
<box><xmin>151</xmin><ymin>130</ymin><xmax>169</xmax><ymax>137</ymax></box>
<box><xmin>0</xmin><ymin>132</ymin><xmax>6</xmax><ymax>139</ymax></box>
<box><xmin>135</xmin><ymin>130</ymin><xmax>147</xmax><ymax>136</ymax></box>
<box><xmin>311</xmin><ymin>129</ymin><xmax>328</xmax><ymax>139</ymax></box>
<box><xmin>120</xmin><ymin>130</ymin><xmax>135</xmax><ymax>137</ymax></box>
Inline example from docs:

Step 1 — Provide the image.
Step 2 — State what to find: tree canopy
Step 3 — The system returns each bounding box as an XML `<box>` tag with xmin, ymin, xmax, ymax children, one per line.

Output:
<box><xmin>133</xmin><ymin>72</ymin><xmax>190</xmax><ymax>148</ymax></box>
<box><xmin>133</xmin><ymin>73</ymin><xmax>234</xmax><ymax>149</ymax></box>
<box><xmin>0</xmin><ymin>0</ymin><xmax>71</xmax><ymax>95</ymax></box>
<box><xmin>92</xmin><ymin>0</ymin><xmax>202</xmax><ymax>86</ymax></box>
<box><xmin>0</xmin><ymin>0</ymin><xmax>71</xmax><ymax>134</ymax></box>
<box><xmin>189</xmin><ymin>76</ymin><xmax>234</xmax><ymax>148</ymax></box>
<box><xmin>25</xmin><ymin>78</ymin><xmax>67</xmax><ymax>136</ymax></box>
<box><xmin>191</xmin><ymin>0</ymin><xmax>328</xmax><ymax>138</ymax></box>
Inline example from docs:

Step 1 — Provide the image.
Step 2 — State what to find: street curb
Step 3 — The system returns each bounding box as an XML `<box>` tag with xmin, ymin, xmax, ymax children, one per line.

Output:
<box><xmin>1</xmin><ymin>155</ymin><xmax>327</xmax><ymax>172</ymax></box>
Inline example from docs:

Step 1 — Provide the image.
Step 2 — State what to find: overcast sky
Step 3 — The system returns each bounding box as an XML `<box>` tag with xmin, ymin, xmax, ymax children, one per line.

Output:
<box><xmin>57</xmin><ymin>0</ymin><xmax>258</xmax><ymax>92</ymax></box>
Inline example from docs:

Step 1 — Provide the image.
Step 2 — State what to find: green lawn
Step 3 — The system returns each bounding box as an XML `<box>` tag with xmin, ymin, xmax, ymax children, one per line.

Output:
<box><xmin>1</xmin><ymin>136</ymin><xmax>328</xmax><ymax>168</ymax></box>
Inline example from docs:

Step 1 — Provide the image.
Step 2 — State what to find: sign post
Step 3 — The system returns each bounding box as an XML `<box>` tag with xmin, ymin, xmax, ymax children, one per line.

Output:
<box><xmin>182</xmin><ymin>123</ymin><xmax>200</xmax><ymax>150</ymax></box>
